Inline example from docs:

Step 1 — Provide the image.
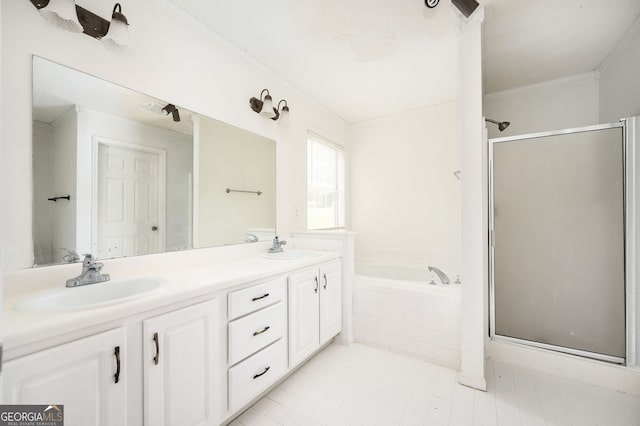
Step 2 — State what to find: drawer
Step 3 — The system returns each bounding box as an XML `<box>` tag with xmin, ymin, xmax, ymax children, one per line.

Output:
<box><xmin>228</xmin><ymin>302</ymin><xmax>285</xmax><ymax>365</ymax></box>
<box><xmin>228</xmin><ymin>339</ymin><xmax>287</xmax><ymax>412</ymax></box>
<box><xmin>228</xmin><ymin>277</ymin><xmax>286</xmax><ymax>320</ymax></box>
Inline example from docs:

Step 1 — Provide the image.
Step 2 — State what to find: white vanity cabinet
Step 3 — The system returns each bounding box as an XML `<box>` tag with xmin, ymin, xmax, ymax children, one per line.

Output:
<box><xmin>226</xmin><ymin>277</ymin><xmax>287</xmax><ymax>412</ymax></box>
<box><xmin>288</xmin><ymin>261</ymin><xmax>342</xmax><ymax>367</ymax></box>
<box><xmin>3</xmin><ymin>327</ymin><xmax>127</xmax><ymax>426</ymax></box>
<box><xmin>143</xmin><ymin>299</ymin><xmax>219</xmax><ymax>426</ymax></box>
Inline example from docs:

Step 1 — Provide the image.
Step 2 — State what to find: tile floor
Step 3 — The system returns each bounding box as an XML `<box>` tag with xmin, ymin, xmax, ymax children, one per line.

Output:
<box><xmin>229</xmin><ymin>342</ymin><xmax>640</xmax><ymax>426</ymax></box>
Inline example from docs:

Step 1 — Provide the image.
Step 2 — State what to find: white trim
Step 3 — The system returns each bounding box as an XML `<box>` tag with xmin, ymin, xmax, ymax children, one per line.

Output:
<box><xmin>192</xmin><ymin>114</ymin><xmax>201</xmax><ymax>249</ymax></box>
<box><xmin>91</xmin><ymin>136</ymin><xmax>167</xmax><ymax>257</ymax></box>
<box><xmin>484</xmin><ymin>71</ymin><xmax>599</xmax><ymax>99</ymax></box>
<box><xmin>457</xmin><ymin>373</ymin><xmax>487</xmax><ymax>391</ymax></box>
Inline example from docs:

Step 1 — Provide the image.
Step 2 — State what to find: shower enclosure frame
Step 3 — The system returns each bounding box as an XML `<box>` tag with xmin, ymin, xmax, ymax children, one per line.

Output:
<box><xmin>488</xmin><ymin>120</ymin><xmax>635</xmax><ymax>365</ymax></box>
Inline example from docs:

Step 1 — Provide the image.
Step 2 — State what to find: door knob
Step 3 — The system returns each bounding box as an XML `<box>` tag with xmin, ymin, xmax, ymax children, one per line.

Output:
<box><xmin>151</xmin><ymin>226</ymin><xmax>158</xmax><ymax>231</ymax></box>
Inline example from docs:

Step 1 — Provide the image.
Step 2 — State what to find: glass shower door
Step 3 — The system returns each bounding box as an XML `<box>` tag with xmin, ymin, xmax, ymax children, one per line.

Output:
<box><xmin>490</xmin><ymin>124</ymin><xmax>626</xmax><ymax>363</ymax></box>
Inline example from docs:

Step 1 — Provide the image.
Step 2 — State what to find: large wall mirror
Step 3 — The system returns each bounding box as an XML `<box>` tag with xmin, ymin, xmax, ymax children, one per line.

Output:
<box><xmin>32</xmin><ymin>56</ymin><xmax>275</xmax><ymax>267</ymax></box>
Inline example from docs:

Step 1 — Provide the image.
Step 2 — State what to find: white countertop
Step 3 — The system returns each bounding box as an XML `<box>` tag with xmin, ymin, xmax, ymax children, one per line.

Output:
<box><xmin>3</xmin><ymin>250</ymin><xmax>340</xmax><ymax>356</ymax></box>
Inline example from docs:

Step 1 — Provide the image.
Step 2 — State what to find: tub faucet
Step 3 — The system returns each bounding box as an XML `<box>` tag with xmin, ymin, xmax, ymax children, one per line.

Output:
<box><xmin>268</xmin><ymin>236</ymin><xmax>287</xmax><ymax>253</ymax></box>
<box><xmin>66</xmin><ymin>254</ymin><xmax>110</xmax><ymax>287</ymax></box>
<box><xmin>428</xmin><ymin>266</ymin><xmax>450</xmax><ymax>285</ymax></box>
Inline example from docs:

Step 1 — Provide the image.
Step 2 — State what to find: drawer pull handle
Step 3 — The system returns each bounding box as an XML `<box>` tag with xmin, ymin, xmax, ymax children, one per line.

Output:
<box><xmin>253</xmin><ymin>366</ymin><xmax>271</xmax><ymax>379</ymax></box>
<box><xmin>253</xmin><ymin>326</ymin><xmax>271</xmax><ymax>336</ymax></box>
<box><xmin>314</xmin><ymin>276</ymin><xmax>319</xmax><ymax>293</ymax></box>
<box><xmin>114</xmin><ymin>346</ymin><xmax>121</xmax><ymax>384</ymax></box>
<box><xmin>323</xmin><ymin>273</ymin><xmax>328</xmax><ymax>290</ymax></box>
<box><xmin>153</xmin><ymin>332</ymin><xmax>160</xmax><ymax>365</ymax></box>
<box><xmin>252</xmin><ymin>293</ymin><xmax>270</xmax><ymax>301</ymax></box>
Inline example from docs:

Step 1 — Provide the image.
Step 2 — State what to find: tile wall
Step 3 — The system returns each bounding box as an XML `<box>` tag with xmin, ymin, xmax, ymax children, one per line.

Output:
<box><xmin>352</xmin><ymin>280</ymin><xmax>461</xmax><ymax>369</ymax></box>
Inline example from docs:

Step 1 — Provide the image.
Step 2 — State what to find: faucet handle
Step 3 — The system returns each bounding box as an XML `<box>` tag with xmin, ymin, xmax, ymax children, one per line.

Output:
<box><xmin>82</xmin><ymin>254</ymin><xmax>98</xmax><ymax>266</ymax></box>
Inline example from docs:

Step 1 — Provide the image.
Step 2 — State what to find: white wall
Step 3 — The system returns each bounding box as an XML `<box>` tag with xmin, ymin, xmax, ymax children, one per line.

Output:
<box><xmin>33</xmin><ymin>121</ymin><xmax>53</xmax><ymax>264</ymax></box>
<box><xmin>1</xmin><ymin>0</ymin><xmax>348</xmax><ymax>270</ymax></box>
<box><xmin>349</xmin><ymin>102</ymin><xmax>461</xmax><ymax>274</ymax></box>
<box><xmin>50</xmin><ymin>108</ymin><xmax>78</xmax><ymax>263</ymax></box>
<box><xmin>196</xmin><ymin>116</ymin><xmax>275</xmax><ymax>247</ymax></box>
<box><xmin>458</xmin><ymin>8</ymin><xmax>487</xmax><ymax>392</ymax></box>
<box><xmin>599</xmin><ymin>18</ymin><xmax>640</xmax><ymax>123</ymax></box>
<box><xmin>483</xmin><ymin>72</ymin><xmax>600</xmax><ymax>139</ymax></box>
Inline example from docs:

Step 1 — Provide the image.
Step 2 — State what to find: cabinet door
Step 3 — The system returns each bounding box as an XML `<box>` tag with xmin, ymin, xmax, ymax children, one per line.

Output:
<box><xmin>320</xmin><ymin>261</ymin><xmax>342</xmax><ymax>344</ymax></box>
<box><xmin>3</xmin><ymin>328</ymin><xmax>127</xmax><ymax>426</ymax></box>
<box><xmin>288</xmin><ymin>268</ymin><xmax>320</xmax><ymax>367</ymax></box>
<box><xmin>143</xmin><ymin>299</ymin><xmax>218</xmax><ymax>426</ymax></box>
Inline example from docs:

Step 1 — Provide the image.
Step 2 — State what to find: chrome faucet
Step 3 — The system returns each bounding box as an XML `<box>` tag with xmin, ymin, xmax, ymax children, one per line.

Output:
<box><xmin>61</xmin><ymin>248</ymin><xmax>80</xmax><ymax>263</ymax></box>
<box><xmin>268</xmin><ymin>236</ymin><xmax>287</xmax><ymax>253</ymax></box>
<box><xmin>66</xmin><ymin>254</ymin><xmax>110</xmax><ymax>287</ymax></box>
<box><xmin>428</xmin><ymin>266</ymin><xmax>450</xmax><ymax>285</ymax></box>
<box><xmin>245</xmin><ymin>233</ymin><xmax>259</xmax><ymax>243</ymax></box>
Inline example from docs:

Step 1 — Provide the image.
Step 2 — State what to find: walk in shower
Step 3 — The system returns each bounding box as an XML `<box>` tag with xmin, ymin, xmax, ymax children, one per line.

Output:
<box><xmin>489</xmin><ymin>121</ymin><xmax>632</xmax><ymax>364</ymax></box>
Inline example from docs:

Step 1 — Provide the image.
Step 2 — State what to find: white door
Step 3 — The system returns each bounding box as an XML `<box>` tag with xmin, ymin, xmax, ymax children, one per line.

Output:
<box><xmin>320</xmin><ymin>261</ymin><xmax>342</xmax><ymax>345</ymax></box>
<box><xmin>288</xmin><ymin>268</ymin><xmax>320</xmax><ymax>367</ymax></box>
<box><xmin>3</xmin><ymin>328</ymin><xmax>127</xmax><ymax>426</ymax></box>
<box><xmin>143</xmin><ymin>300</ymin><xmax>218</xmax><ymax>426</ymax></box>
<box><xmin>97</xmin><ymin>143</ymin><xmax>163</xmax><ymax>259</ymax></box>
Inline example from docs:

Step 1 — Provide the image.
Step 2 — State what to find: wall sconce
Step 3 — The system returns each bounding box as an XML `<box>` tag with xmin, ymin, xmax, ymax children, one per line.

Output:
<box><xmin>29</xmin><ymin>0</ymin><xmax>130</xmax><ymax>47</ymax></box>
<box><xmin>249</xmin><ymin>89</ymin><xmax>290</xmax><ymax>121</ymax></box>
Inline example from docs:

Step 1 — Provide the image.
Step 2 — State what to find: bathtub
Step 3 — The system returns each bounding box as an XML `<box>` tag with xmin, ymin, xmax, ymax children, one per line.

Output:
<box><xmin>353</xmin><ymin>262</ymin><xmax>462</xmax><ymax>369</ymax></box>
<box><xmin>355</xmin><ymin>263</ymin><xmax>461</xmax><ymax>296</ymax></box>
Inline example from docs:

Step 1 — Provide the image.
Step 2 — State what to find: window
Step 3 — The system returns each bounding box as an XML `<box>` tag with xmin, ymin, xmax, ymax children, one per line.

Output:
<box><xmin>307</xmin><ymin>132</ymin><xmax>345</xmax><ymax>229</ymax></box>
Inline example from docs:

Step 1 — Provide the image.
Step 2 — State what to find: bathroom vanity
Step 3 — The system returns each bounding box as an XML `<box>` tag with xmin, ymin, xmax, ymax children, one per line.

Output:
<box><xmin>2</xmin><ymin>251</ymin><xmax>343</xmax><ymax>425</ymax></box>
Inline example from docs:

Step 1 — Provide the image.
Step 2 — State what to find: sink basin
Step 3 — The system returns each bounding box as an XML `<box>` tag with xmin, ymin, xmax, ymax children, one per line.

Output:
<box><xmin>15</xmin><ymin>277</ymin><xmax>169</xmax><ymax>313</ymax></box>
<box><xmin>262</xmin><ymin>250</ymin><xmax>322</xmax><ymax>260</ymax></box>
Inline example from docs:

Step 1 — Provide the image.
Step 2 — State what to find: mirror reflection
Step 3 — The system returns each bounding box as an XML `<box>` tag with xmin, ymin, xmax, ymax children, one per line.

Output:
<box><xmin>32</xmin><ymin>57</ymin><xmax>275</xmax><ymax>266</ymax></box>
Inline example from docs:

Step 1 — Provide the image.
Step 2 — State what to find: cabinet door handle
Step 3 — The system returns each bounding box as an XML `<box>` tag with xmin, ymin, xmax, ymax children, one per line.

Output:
<box><xmin>323</xmin><ymin>273</ymin><xmax>328</xmax><ymax>290</ymax></box>
<box><xmin>253</xmin><ymin>366</ymin><xmax>271</xmax><ymax>379</ymax></box>
<box><xmin>114</xmin><ymin>346</ymin><xmax>121</xmax><ymax>384</ymax></box>
<box><xmin>153</xmin><ymin>332</ymin><xmax>160</xmax><ymax>365</ymax></box>
<box><xmin>253</xmin><ymin>326</ymin><xmax>271</xmax><ymax>336</ymax></box>
<box><xmin>314</xmin><ymin>276</ymin><xmax>319</xmax><ymax>293</ymax></box>
<box><xmin>252</xmin><ymin>293</ymin><xmax>270</xmax><ymax>302</ymax></box>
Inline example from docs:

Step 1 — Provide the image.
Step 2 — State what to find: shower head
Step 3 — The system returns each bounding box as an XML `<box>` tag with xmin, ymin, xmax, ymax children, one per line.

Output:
<box><xmin>485</xmin><ymin>118</ymin><xmax>510</xmax><ymax>132</ymax></box>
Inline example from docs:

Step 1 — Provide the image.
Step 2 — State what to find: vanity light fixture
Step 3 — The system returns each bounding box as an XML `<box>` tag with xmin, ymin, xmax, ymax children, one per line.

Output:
<box><xmin>36</xmin><ymin>0</ymin><xmax>83</xmax><ymax>33</ymax></box>
<box><xmin>274</xmin><ymin>100</ymin><xmax>290</xmax><ymax>121</ymax></box>
<box><xmin>29</xmin><ymin>0</ymin><xmax>130</xmax><ymax>47</ymax></box>
<box><xmin>249</xmin><ymin>89</ymin><xmax>290</xmax><ymax>121</ymax></box>
<box><xmin>250</xmin><ymin>89</ymin><xmax>276</xmax><ymax>119</ymax></box>
<box><xmin>102</xmin><ymin>3</ymin><xmax>130</xmax><ymax>48</ymax></box>
<box><xmin>162</xmin><ymin>104</ymin><xmax>181</xmax><ymax>122</ymax></box>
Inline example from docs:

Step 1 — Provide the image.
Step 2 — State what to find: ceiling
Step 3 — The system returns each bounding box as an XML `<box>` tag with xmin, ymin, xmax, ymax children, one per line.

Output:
<box><xmin>482</xmin><ymin>0</ymin><xmax>640</xmax><ymax>94</ymax></box>
<box><xmin>33</xmin><ymin>57</ymin><xmax>194</xmax><ymax>136</ymax></box>
<box><xmin>171</xmin><ymin>0</ymin><xmax>640</xmax><ymax>123</ymax></box>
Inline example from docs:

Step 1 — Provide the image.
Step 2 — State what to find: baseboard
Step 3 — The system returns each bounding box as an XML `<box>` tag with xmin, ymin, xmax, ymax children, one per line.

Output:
<box><xmin>457</xmin><ymin>372</ymin><xmax>487</xmax><ymax>391</ymax></box>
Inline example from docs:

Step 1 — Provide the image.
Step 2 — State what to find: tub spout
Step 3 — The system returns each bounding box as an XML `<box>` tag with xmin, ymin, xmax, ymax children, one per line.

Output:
<box><xmin>428</xmin><ymin>266</ymin><xmax>450</xmax><ymax>284</ymax></box>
